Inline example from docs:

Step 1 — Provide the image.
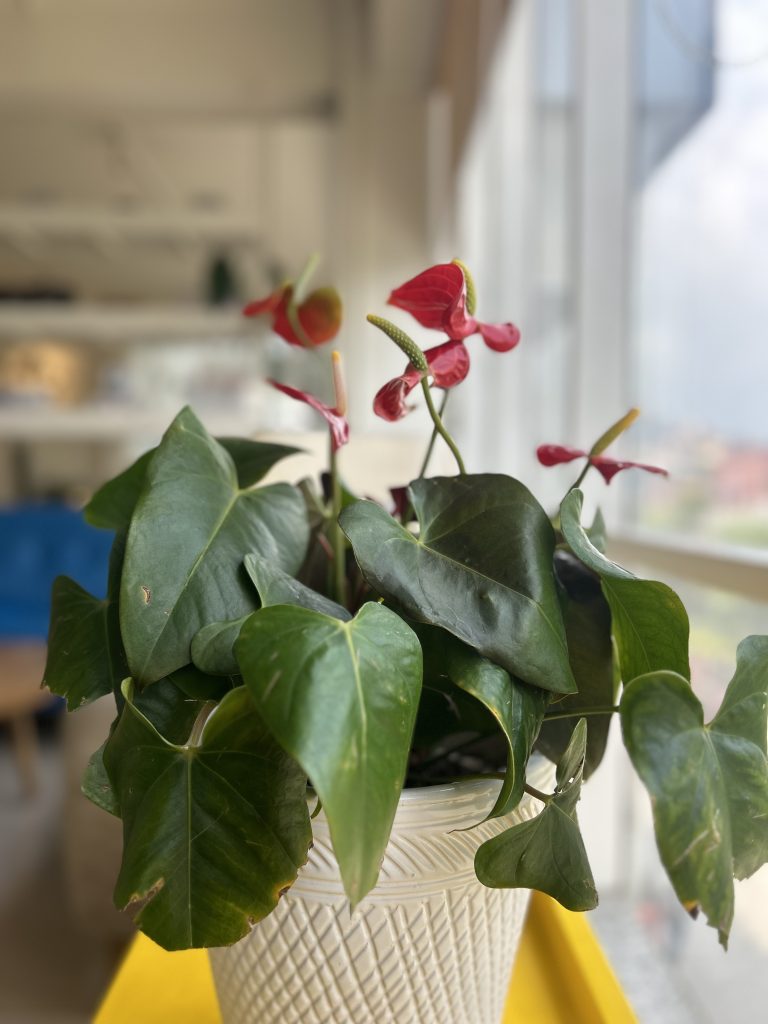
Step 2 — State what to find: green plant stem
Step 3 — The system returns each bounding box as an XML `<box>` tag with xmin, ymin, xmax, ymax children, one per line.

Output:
<box><xmin>417</xmin><ymin>390</ymin><xmax>450</xmax><ymax>479</ymax></box>
<box><xmin>329</xmin><ymin>438</ymin><xmax>347</xmax><ymax>607</ymax></box>
<box><xmin>568</xmin><ymin>461</ymin><xmax>592</xmax><ymax>492</ymax></box>
<box><xmin>543</xmin><ymin>704</ymin><xmax>620</xmax><ymax>721</ymax></box>
<box><xmin>421</xmin><ymin>379</ymin><xmax>466</xmax><ymax>475</ymax></box>
<box><xmin>187</xmin><ymin>701</ymin><xmax>217</xmax><ymax>748</ymax></box>
<box><xmin>524</xmin><ymin>783</ymin><xmax>552</xmax><ymax>804</ymax></box>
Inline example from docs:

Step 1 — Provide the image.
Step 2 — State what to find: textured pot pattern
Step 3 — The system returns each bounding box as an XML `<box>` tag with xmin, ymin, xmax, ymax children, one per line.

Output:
<box><xmin>209</xmin><ymin>756</ymin><xmax>554</xmax><ymax>1024</ymax></box>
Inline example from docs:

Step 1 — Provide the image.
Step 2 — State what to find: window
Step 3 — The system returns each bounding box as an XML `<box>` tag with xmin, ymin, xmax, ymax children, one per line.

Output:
<box><xmin>629</xmin><ymin>0</ymin><xmax>768</xmax><ymax>551</ymax></box>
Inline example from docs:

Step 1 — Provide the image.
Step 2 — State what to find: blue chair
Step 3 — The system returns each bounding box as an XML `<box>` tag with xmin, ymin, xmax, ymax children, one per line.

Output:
<box><xmin>0</xmin><ymin>502</ymin><xmax>113</xmax><ymax>641</ymax></box>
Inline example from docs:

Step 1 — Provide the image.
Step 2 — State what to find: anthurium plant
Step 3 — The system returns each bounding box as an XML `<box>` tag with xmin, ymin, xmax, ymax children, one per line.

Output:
<box><xmin>44</xmin><ymin>259</ymin><xmax>768</xmax><ymax>952</ymax></box>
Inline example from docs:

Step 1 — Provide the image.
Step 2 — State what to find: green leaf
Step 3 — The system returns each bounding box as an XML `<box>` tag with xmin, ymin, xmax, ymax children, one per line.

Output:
<box><xmin>586</xmin><ymin>508</ymin><xmax>607</xmax><ymax>554</ymax></box>
<box><xmin>423</xmin><ymin>629</ymin><xmax>547</xmax><ymax>817</ymax></box>
<box><xmin>85</xmin><ymin>436</ymin><xmax>302</xmax><ymax>531</ymax></box>
<box><xmin>217</xmin><ymin>437</ymin><xmax>303</xmax><ymax>489</ymax></box>
<box><xmin>236</xmin><ymin>602</ymin><xmax>422</xmax><ymax>906</ymax></box>
<box><xmin>620</xmin><ymin>635</ymin><xmax>768</xmax><ymax>947</ymax></box>
<box><xmin>120</xmin><ymin>407</ymin><xmax>309</xmax><ymax>685</ymax></box>
<box><xmin>82</xmin><ymin>739</ymin><xmax>119</xmax><ymax>816</ymax></box>
<box><xmin>191</xmin><ymin>554</ymin><xmax>350</xmax><ymax>677</ymax></box>
<box><xmin>166</xmin><ymin>663</ymin><xmax>235</xmax><ymax>702</ymax></box>
<box><xmin>84</xmin><ymin>450</ymin><xmax>155</xmax><ymax>531</ymax></box>
<box><xmin>43</xmin><ymin>574</ymin><xmax>128</xmax><ymax>710</ymax></box>
<box><xmin>81</xmin><ymin>673</ymin><xmax>213</xmax><ymax>818</ymax></box>
<box><xmin>244</xmin><ymin>552</ymin><xmax>351</xmax><ymax>620</ymax></box>
<box><xmin>341</xmin><ymin>475</ymin><xmax>575</xmax><ymax>694</ymax></box>
<box><xmin>475</xmin><ymin>719</ymin><xmax>598</xmax><ymax>911</ymax></box>
<box><xmin>191</xmin><ymin>617</ymin><xmax>249</xmax><ymax>677</ymax></box>
<box><xmin>105</xmin><ymin>681</ymin><xmax>311</xmax><ymax>950</ymax></box>
<box><xmin>537</xmin><ymin>551</ymin><xmax>616</xmax><ymax>777</ymax></box>
<box><xmin>560</xmin><ymin>489</ymin><xmax>690</xmax><ymax>684</ymax></box>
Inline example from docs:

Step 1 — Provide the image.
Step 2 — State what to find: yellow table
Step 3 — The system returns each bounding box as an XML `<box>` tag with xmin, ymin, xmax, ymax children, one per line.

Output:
<box><xmin>94</xmin><ymin>893</ymin><xmax>636</xmax><ymax>1023</ymax></box>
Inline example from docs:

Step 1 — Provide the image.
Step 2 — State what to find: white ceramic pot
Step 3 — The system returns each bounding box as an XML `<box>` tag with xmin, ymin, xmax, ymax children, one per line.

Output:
<box><xmin>209</xmin><ymin>756</ymin><xmax>554</xmax><ymax>1024</ymax></box>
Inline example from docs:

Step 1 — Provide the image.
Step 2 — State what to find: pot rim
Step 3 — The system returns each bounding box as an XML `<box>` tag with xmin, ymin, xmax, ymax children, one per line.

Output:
<box><xmin>306</xmin><ymin>752</ymin><xmax>552</xmax><ymax>833</ymax></box>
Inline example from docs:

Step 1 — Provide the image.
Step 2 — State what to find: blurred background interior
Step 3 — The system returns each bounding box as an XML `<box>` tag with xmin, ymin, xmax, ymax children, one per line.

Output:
<box><xmin>0</xmin><ymin>1</ymin><xmax>766</xmax><ymax>1021</ymax></box>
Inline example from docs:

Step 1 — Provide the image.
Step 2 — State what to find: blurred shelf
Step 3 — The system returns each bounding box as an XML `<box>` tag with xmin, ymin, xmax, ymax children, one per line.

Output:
<box><xmin>0</xmin><ymin>403</ymin><xmax>258</xmax><ymax>440</ymax></box>
<box><xmin>0</xmin><ymin>303</ymin><xmax>252</xmax><ymax>341</ymax></box>
<box><xmin>0</xmin><ymin>204</ymin><xmax>263</xmax><ymax>243</ymax></box>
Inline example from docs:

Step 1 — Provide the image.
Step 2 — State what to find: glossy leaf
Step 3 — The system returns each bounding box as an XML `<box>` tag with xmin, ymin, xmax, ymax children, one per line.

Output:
<box><xmin>44</xmin><ymin>574</ymin><xmax>127</xmax><ymax>711</ymax></box>
<box><xmin>191</xmin><ymin>618</ymin><xmax>249</xmax><ymax>676</ymax></box>
<box><xmin>105</xmin><ymin>682</ymin><xmax>312</xmax><ymax>950</ymax></box>
<box><xmin>560</xmin><ymin>489</ymin><xmax>689</xmax><ymax>684</ymax></box>
<box><xmin>244</xmin><ymin>552</ymin><xmax>351</xmax><ymax>620</ymax></box>
<box><xmin>537</xmin><ymin>551</ymin><xmax>616</xmax><ymax>777</ymax></box>
<box><xmin>341</xmin><ymin>475</ymin><xmax>575</xmax><ymax>694</ymax></box>
<box><xmin>436</xmin><ymin>632</ymin><xmax>548</xmax><ymax>817</ymax></box>
<box><xmin>475</xmin><ymin>719</ymin><xmax>598</xmax><ymax>911</ymax></box>
<box><xmin>120</xmin><ymin>407</ymin><xmax>308</xmax><ymax>685</ymax></box>
<box><xmin>169</xmin><ymin>663</ymin><xmax>235</xmax><ymax>702</ymax></box>
<box><xmin>82</xmin><ymin>740</ymin><xmax>119</xmax><ymax>816</ymax></box>
<box><xmin>84</xmin><ymin>450</ymin><xmax>155</xmax><ymax>531</ymax></box>
<box><xmin>191</xmin><ymin>555</ymin><xmax>350</xmax><ymax>676</ymax></box>
<box><xmin>236</xmin><ymin>602</ymin><xmax>422</xmax><ymax>906</ymax></box>
<box><xmin>621</xmin><ymin>636</ymin><xmax>768</xmax><ymax>947</ymax></box>
<box><xmin>85</xmin><ymin>437</ymin><xmax>302</xmax><ymax>531</ymax></box>
<box><xmin>83</xmin><ymin>674</ymin><xmax>218</xmax><ymax>818</ymax></box>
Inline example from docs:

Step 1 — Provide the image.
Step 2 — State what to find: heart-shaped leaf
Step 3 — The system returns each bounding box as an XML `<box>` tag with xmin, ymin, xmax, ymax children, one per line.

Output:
<box><xmin>105</xmin><ymin>681</ymin><xmax>312</xmax><ymax>950</ymax></box>
<box><xmin>191</xmin><ymin>617</ymin><xmax>249</xmax><ymax>676</ymax></box>
<box><xmin>244</xmin><ymin>552</ymin><xmax>351</xmax><ymax>620</ymax></box>
<box><xmin>45</xmin><ymin>529</ymin><xmax>129</xmax><ymax>711</ymax></box>
<box><xmin>475</xmin><ymin>719</ymin><xmax>598</xmax><ymax>911</ymax></box>
<box><xmin>340</xmin><ymin>475</ymin><xmax>575</xmax><ymax>694</ymax></box>
<box><xmin>82</xmin><ymin>673</ymin><xmax>211</xmax><ymax>817</ymax></box>
<box><xmin>620</xmin><ymin>635</ymin><xmax>768</xmax><ymax>947</ymax></box>
<box><xmin>166</xmin><ymin>663</ymin><xmax>235</xmax><ymax>702</ymax></box>
<box><xmin>85</xmin><ymin>437</ymin><xmax>302</xmax><ymax>531</ymax></box>
<box><xmin>236</xmin><ymin>602</ymin><xmax>422</xmax><ymax>906</ymax></box>
<box><xmin>537</xmin><ymin>550</ymin><xmax>616</xmax><ymax>777</ymax></box>
<box><xmin>83</xmin><ymin>740</ymin><xmax>118</xmax><ymax>816</ymax></box>
<box><xmin>423</xmin><ymin>628</ymin><xmax>547</xmax><ymax>817</ymax></box>
<box><xmin>560</xmin><ymin>489</ymin><xmax>690</xmax><ymax>684</ymax></box>
<box><xmin>120</xmin><ymin>407</ymin><xmax>309</xmax><ymax>685</ymax></box>
<box><xmin>191</xmin><ymin>555</ymin><xmax>350</xmax><ymax>676</ymax></box>
<box><xmin>43</xmin><ymin>576</ymin><xmax>120</xmax><ymax>709</ymax></box>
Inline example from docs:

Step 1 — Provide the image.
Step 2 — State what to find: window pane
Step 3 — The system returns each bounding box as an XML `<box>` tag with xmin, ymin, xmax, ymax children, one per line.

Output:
<box><xmin>628</xmin><ymin>0</ymin><xmax>768</xmax><ymax>550</ymax></box>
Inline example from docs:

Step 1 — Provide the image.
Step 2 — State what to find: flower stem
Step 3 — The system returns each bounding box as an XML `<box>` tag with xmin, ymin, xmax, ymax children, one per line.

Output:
<box><xmin>187</xmin><ymin>701</ymin><xmax>217</xmax><ymax>748</ymax></box>
<box><xmin>524</xmin><ymin>783</ymin><xmax>552</xmax><ymax>804</ymax></box>
<box><xmin>543</xmin><ymin>704</ymin><xmax>620</xmax><ymax>721</ymax></box>
<box><xmin>329</xmin><ymin>437</ymin><xmax>347</xmax><ymax>607</ymax></box>
<box><xmin>421</xmin><ymin>379</ymin><xmax>466</xmax><ymax>475</ymax></box>
<box><xmin>418</xmin><ymin>390</ymin><xmax>450</xmax><ymax>480</ymax></box>
<box><xmin>568</xmin><ymin>460</ymin><xmax>591</xmax><ymax>492</ymax></box>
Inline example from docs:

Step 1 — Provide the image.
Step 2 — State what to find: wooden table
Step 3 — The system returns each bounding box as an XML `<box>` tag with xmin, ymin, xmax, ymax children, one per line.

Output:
<box><xmin>95</xmin><ymin>893</ymin><xmax>637</xmax><ymax>1023</ymax></box>
<box><xmin>0</xmin><ymin>642</ymin><xmax>49</xmax><ymax>795</ymax></box>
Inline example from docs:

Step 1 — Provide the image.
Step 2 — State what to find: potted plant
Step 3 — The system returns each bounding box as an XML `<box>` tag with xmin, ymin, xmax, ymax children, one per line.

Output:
<box><xmin>44</xmin><ymin>260</ymin><xmax>768</xmax><ymax>1024</ymax></box>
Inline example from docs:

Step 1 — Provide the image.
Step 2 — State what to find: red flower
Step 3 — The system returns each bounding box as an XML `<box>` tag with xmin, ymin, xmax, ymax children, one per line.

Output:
<box><xmin>373</xmin><ymin>339</ymin><xmax>470</xmax><ymax>422</ymax></box>
<box><xmin>269</xmin><ymin>380</ymin><xmax>349</xmax><ymax>451</ymax></box>
<box><xmin>536</xmin><ymin>444</ymin><xmax>668</xmax><ymax>485</ymax></box>
<box><xmin>387</xmin><ymin>263</ymin><xmax>520</xmax><ymax>353</ymax></box>
<box><xmin>244</xmin><ymin>285</ymin><xmax>341</xmax><ymax>347</ymax></box>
